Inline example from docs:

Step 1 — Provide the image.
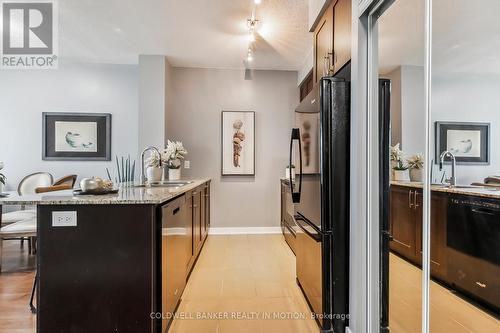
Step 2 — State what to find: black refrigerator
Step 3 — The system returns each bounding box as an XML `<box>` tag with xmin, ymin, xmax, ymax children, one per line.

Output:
<box><xmin>289</xmin><ymin>75</ymin><xmax>350</xmax><ymax>333</ymax></box>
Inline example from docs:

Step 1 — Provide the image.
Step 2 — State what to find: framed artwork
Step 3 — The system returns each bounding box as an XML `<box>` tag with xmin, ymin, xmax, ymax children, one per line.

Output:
<box><xmin>42</xmin><ymin>112</ymin><xmax>111</xmax><ymax>161</ymax></box>
<box><xmin>221</xmin><ymin>111</ymin><xmax>255</xmax><ymax>176</ymax></box>
<box><xmin>295</xmin><ymin>112</ymin><xmax>320</xmax><ymax>174</ymax></box>
<box><xmin>435</xmin><ymin>121</ymin><xmax>490</xmax><ymax>165</ymax></box>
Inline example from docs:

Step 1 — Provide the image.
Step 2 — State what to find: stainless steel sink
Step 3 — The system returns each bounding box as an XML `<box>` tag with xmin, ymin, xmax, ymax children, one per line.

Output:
<box><xmin>134</xmin><ymin>180</ymin><xmax>193</xmax><ymax>188</ymax></box>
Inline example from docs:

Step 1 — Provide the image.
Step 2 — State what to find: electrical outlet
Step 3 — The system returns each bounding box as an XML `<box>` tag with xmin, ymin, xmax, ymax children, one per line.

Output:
<box><xmin>184</xmin><ymin>160</ymin><xmax>190</xmax><ymax>169</ymax></box>
<box><xmin>52</xmin><ymin>211</ymin><xmax>77</xmax><ymax>227</ymax></box>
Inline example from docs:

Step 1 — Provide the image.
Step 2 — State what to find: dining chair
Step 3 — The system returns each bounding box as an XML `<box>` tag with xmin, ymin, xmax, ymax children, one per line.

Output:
<box><xmin>0</xmin><ymin>182</ymin><xmax>71</xmax><ymax>313</ymax></box>
<box><xmin>53</xmin><ymin>174</ymin><xmax>77</xmax><ymax>188</ymax></box>
<box><xmin>1</xmin><ymin>172</ymin><xmax>53</xmax><ymax>225</ymax></box>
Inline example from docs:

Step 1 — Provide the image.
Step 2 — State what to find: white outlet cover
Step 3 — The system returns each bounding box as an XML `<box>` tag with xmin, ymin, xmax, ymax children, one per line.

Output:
<box><xmin>184</xmin><ymin>160</ymin><xmax>190</xmax><ymax>169</ymax></box>
<box><xmin>52</xmin><ymin>211</ymin><xmax>77</xmax><ymax>227</ymax></box>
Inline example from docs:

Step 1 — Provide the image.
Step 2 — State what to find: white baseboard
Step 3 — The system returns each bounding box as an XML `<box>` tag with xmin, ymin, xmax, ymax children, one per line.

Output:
<box><xmin>208</xmin><ymin>227</ymin><xmax>282</xmax><ymax>235</ymax></box>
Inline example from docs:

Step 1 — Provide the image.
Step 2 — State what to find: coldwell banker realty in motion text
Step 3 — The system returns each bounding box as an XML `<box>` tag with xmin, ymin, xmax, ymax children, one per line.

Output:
<box><xmin>1</xmin><ymin>0</ymin><xmax>58</xmax><ymax>69</ymax></box>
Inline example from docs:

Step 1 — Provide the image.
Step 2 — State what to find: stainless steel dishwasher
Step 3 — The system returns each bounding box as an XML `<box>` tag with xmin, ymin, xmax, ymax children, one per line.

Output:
<box><xmin>161</xmin><ymin>194</ymin><xmax>189</xmax><ymax>332</ymax></box>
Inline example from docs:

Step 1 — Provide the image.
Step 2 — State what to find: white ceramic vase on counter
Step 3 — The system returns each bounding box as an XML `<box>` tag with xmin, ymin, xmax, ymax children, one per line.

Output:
<box><xmin>410</xmin><ymin>168</ymin><xmax>424</xmax><ymax>182</ymax></box>
<box><xmin>169</xmin><ymin>168</ymin><xmax>181</xmax><ymax>181</ymax></box>
<box><xmin>393</xmin><ymin>169</ymin><xmax>410</xmax><ymax>182</ymax></box>
<box><xmin>146</xmin><ymin>166</ymin><xmax>163</xmax><ymax>182</ymax></box>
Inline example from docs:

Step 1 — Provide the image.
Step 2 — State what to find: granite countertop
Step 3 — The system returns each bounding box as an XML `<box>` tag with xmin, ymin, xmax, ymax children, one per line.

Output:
<box><xmin>0</xmin><ymin>178</ymin><xmax>211</xmax><ymax>205</ymax></box>
<box><xmin>390</xmin><ymin>181</ymin><xmax>500</xmax><ymax>200</ymax></box>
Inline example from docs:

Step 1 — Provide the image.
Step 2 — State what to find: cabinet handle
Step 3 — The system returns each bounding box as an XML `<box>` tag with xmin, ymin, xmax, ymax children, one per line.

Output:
<box><xmin>409</xmin><ymin>190</ymin><xmax>414</xmax><ymax>208</ymax></box>
<box><xmin>323</xmin><ymin>55</ymin><xmax>328</xmax><ymax>77</ymax></box>
<box><xmin>192</xmin><ymin>204</ymin><xmax>198</xmax><ymax>208</ymax></box>
<box><xmin>475</xmin><ymin>281</ymin><xmax>487</xmax><ymax>288</ymax></box>
<box><xmin>414</xmin><ymin>192</ymin><xmax>419</xmax><ymax>208</ymax></box>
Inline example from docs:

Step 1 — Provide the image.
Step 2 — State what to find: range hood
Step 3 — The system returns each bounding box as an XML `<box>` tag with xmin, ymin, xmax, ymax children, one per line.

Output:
<box><xmin>296</xmin><ymin>82</ymin><xmax>320</xmax><ymax>113</ymax></box>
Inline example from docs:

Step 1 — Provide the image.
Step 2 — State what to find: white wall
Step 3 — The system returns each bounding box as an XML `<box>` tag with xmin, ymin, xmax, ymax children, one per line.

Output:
<box><xmin>138</xmin><ymin>55</ymin><xmax>169</xmax><ymax>151</ymax></box>
<box><xmin>383</xmin><ymin>65</ymin><xmax>425</xmax><ymax>155</ymax></box>
<box><xmin>167</xmin><ymin>68</ymin><xmax>298</xmax><ymax>228</ymax></box>
<box><xmin>432</xmin><ymin>73</ymin><xmax>500</xmax><ymax>184</ymax></box>
<box><xmin>401</xmin><ymin>65</ymin><xmax>425</xmax><ymax>155</ymax></box>
<box><xmin>384</xmin><ymin>67</ymin><xmax>402</xmax><ymax>146</ymax></box>
<box><xmin>0</xmin><ymin>62</ymin><xmax>138</xmax><ymax>190</ymax></box>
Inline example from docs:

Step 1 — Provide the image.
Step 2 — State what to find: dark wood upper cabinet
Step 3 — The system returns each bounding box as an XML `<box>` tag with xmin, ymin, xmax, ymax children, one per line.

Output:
<box><xmin>312</xmin><ymin>0</ymin><xmax>351</xmax><ymax>84</ymax></box>
<box><xmin>313</xmin><ymin>1</ymin><xmax>334</xmax><ymax>84</ymax></box>
<box><xmin>332</xmin><ymin>0</ymin><xmax>351</xmax><ymax>73</ymax></box>
<box><xmin>299</xmin><ymin>70</ymin><xmax>314</xmax><ymax>102</ymax></box>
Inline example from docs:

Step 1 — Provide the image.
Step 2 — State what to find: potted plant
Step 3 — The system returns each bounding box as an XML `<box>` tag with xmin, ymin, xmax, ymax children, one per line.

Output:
<box><xmin>390</xmin><ymin>144</ymin><xmax>410</xmax><ymax>181</ymax></box>
<box><xmin>407</xmin><ymin>154</ymin><xmax>424</xmax><ymax>182</ymax></box>
<box><xmin>162</xmin><ymin>140</ymin><xmax>188</xmax><ymax>181</ymax></box>
<box><xmin>390</xmin><ymin>144</ymin><xmax>403</xmax><ymax>180</ymax></box>
<box><xmin>0</xmin><ymin>161</ymin><xmax>5</xmax><ymax>193</ymax></box>
<box><xmin>145</xmin><ymin>152</ymin><xmax>163</xmax><ymax>182</ymax></box>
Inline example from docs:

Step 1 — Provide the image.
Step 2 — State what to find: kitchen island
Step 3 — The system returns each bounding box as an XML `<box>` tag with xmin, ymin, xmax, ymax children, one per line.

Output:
<box><xmin>0</xmin><ymin>178</ymin><xmax>211</xmax><ymax>333</ymax></box>
<box><xmin>389</xmin><ymin>181</ymin><xmax>500</xmax><ymax>313</ymax></box>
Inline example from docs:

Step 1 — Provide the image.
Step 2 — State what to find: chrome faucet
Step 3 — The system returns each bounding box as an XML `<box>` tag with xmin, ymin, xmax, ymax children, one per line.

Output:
<box><xmin>140</xmin><ymin>146</ymin><xmax>162</xmax><ymax>185</ymax></box>
<box><xmin>439</xmin><ymin>150</ymin><xmax>457</xmax><ymax>187</ymax></box>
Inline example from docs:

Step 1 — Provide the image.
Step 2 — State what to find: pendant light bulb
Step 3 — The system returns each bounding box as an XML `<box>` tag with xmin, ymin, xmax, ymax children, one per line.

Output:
<box><xmin>255</xmin><ymin>0</ymin><xmax>262</xmax><ymax>4</ymax></box>
<box><xmin>248</xmin><ymin>31</ymin><xmax>255</xmax><ymax>43</ymax></box>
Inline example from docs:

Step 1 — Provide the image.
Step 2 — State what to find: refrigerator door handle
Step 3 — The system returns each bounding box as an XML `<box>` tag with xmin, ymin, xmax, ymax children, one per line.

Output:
<box><xmin>290</xmin><ymin>128</ymin><xmax>302</xmax><ymax>203</ymax></box>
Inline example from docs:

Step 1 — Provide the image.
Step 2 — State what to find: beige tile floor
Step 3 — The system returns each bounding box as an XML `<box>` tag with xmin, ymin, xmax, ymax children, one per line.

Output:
<box><xmin>170</xmin><ymin>234</ymin><xmax>321</xmax><ymax>333</ymax></box>
<box><xmin>389</xmin><ymin>254</ymin><xmax>500</xmax><ymax>333</ymax></box>
<box><xmin>171</xmin><ymin>234</ymin><xmax>500</xmax><ymax>333</ymax></box>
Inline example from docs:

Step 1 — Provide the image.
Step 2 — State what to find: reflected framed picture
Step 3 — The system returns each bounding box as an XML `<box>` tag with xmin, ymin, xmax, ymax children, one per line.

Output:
<box><xmin>221</xmin><ymin>111</ymin><xmax>255</xmax><ymax>176</ymax></box>
<box><xmin>435</xmin><ymin>121</ymin><xmax>490</xmax><ymax>165</ymax></box>
<box><xmin>42</xmin><ymin>112</ymin><xmax>111</xmax><ymax>161</ymax></box>
<box><xmin>295</xmin><ymin>112</ymin><xmax>320</xmax><ymax>174</ymax></box>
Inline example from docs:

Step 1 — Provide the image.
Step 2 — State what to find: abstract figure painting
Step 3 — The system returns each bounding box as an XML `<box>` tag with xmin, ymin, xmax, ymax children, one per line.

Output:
<box><xmin>43</xmin><ymin>112</ymin><xmax>111</xmax><ymax>161</ymax></box>
<box><xmin>221</xmin><ymin>111</ymin><xmax>255</xmax><ymax>176</ymax></box>
<box><xmin>295</xmin><ymin>112</ymin><xmax>319</xmax><ymax>174</ymax></box>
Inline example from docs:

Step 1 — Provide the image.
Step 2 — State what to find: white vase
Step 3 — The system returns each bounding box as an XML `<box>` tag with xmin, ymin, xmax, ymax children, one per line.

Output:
<box><xmin>146</xmin><ymin>166</ymin><xmax>163</xmax><ymax>182</ymax></box>
<box><xmin>393</xmin><ymin>169</ymin><xmax>410</xmax><ymax>182</ymax></box>
<box><xmin>0</xmin><ymin>182</ymin><xmax>4</xmax><ymax>194</ymax></box>
<box><xmin>410</xmin><ymin>168</ymin><xmax>424</xmax><ymax>182</ymax></box>
<box><xmin>285</xmin><ymin>167</ymin><xmax>296</xmax><ymax>181</ymax></box>
<box><xmin>390</xmin><ymin>161</ymin><xmax>397</xmax><ymax>180</ymax></box>
<box><xmin>169</xmin><ymin>168</ymin><xmax>181</xmax><ymax>181</ymax></box>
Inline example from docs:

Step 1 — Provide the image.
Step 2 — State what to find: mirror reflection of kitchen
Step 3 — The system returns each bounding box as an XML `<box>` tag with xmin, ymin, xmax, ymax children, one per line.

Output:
<box><xmin>378</xmin><ymin>0</ymin><xmax>500</xmax><ymax>332</ymax></box>
<box><xmin>430</xmin><ymin>1</ymin><xmax>500</xmax><ymax>332</ymax></box>
<box><xmin>378</xmin><ymin>0</ymin><xmax>425</xmax><ymax>331</ymax></box>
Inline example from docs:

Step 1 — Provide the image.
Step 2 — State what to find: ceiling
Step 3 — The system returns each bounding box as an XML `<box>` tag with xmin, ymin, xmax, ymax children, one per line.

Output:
<box><xmin>57</xmin><ymin>0</ymin><xmax>312</xmax><ymax>70</ymax></box>
<box><xmin>378</xmin><ymin>0</ymin><xmax>500</xmax><ymax>75</ymax></box>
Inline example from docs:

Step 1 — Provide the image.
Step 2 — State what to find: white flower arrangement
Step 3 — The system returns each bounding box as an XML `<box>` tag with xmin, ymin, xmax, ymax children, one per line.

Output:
<box><xmin>407</xmin><ymin>154</ymin><xmax>424</xmax><ymax>170</ymax></box>
<box><xmin>162</xmin><ymin>140</ymin><xmax>188</xmax><ymax>169</ymax></box>
<box><xmin>145</xmin><ymin>151</ymin><xmax>161</xmax><ymax>168</ymax></box>
<box><xmin>390</xmin><ymin>143</ymin><xmax>408</xmax><ymax>170</ymax></box>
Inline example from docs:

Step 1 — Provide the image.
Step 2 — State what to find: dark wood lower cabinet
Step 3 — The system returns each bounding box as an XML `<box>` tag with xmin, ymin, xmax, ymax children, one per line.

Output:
<box><xmin>389</xmin><ymin>185</ymin><xmax>447</xmax><ymax>281</ymax></box>
<box><xmin>187</xmin><ymin>182</ymin><xmax>210</xmax><ymax>276</ymax></box>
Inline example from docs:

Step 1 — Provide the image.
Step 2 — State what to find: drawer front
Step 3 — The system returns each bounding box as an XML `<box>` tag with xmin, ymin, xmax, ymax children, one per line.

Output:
<box><xmin>448</xmin><ymin>248</ymin><xmax>500</xmax><ymax>311</ymax></box>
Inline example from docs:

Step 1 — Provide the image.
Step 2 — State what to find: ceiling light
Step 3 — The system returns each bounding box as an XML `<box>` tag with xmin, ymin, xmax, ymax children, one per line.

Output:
<box><xmin>248</xmin><ymin>31</ymin><xmax>255</xmax><ymax>43</ymax></box>
<box><xmin>254</xmin><ymin>0</ymin><xmax>262</xmax><ymax>4</ymax></box>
